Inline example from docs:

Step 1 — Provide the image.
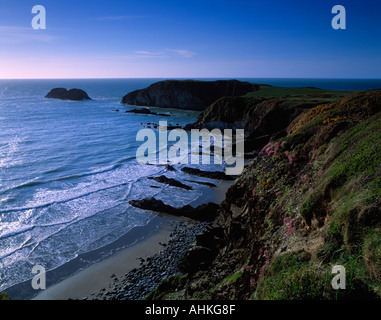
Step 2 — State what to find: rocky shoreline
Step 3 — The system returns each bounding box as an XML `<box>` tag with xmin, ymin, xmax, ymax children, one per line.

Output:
<box><xmin>89</xmin><ymin>219</ymin><xmax>209</xmax><ymax>300</ymax></box>
<box><xmin>84</xmin><ymin>168</ymin><xmax>232</xmax><ymax>300</ymax></box>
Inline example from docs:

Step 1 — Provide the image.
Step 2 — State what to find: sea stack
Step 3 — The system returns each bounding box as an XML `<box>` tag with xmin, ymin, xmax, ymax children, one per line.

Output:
<box><xmin>45</xmin><ymin>88</ymin><xmax>92</xmax><ymax>101</ymax></box>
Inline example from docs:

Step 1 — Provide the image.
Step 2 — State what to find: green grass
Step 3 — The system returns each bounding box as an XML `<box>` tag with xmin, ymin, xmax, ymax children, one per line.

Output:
<box><xmin>0</xmin><ymin>292</ymin><xmax>10</xmax><ymax>300</ymax></box>
<box><xmin>144</xmin><ymin>274</ymin><xmax>188</xmax><ymax>300</ymax></box>
<box><xmin>255</xmin><ymin>252</ymin><xmax>329</xmax><ymax>300</ymax></box>
<box><xmin>210</xmin><ymin>271</ymin><xmax>243</xmax><ymax>292</ymax></box>
<box><xmin>245</xmin><ymin>85</ymin><xmax>351</xmax><ymax>100</ymax></box>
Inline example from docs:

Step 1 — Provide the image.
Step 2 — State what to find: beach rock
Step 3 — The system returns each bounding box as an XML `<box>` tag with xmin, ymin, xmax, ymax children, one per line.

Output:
<box><xmin>165</xmin><ymin>164</ymin><xmax>176</xmax><ymax>171</ymax></box>
<box><xmin>45</xmin><ymin>88</ymin><xmax>91</xmax><ymax>101</ymax></box>
<box><xmin>126</xmin><ymin>108</ymin><xmax>171</xmax><ymax>116</ymax></box>
<box><xmin>128</xmin><ymin>197</ymin><xmax>220</xmax><ymax>221</ymax></box>
<box><xmin>129</xmin><ymin>198</ymin><xmax>175</xmax><ymax>214</ymax></box>
<box><xmin>184</xmin><ymin>179</ymin><xmax>217</xmax><ymax>187</ymax></box>
<box><xmin>181</xmin><ymin>167</ymin><xmax>235</xmax><ymax>180</ymax></box>
<box><xmin>126</xmin><ymin>107</ymin><xmax>152</xmax><ymax>114</ymax></box>
<box><xmin>121</xmin><ymin>80</ymin><xmax>260</xmax><ymax>111</ymax></box>
<box><xmin>147</xmin><ymin>175</ymin><xmax>193</xmax><ymax>190</ymax></box>
<box><xmin>90</xmin><ymin>220</ymin><xmax>208</xmax><ymax>300</ymax></box>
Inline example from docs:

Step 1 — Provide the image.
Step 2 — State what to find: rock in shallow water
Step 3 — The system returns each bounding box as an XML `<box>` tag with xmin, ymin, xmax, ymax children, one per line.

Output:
<box><xmin>128</xmin><ymin>197</ymin><xmax>220</xmax><ymax>221</ymax></box>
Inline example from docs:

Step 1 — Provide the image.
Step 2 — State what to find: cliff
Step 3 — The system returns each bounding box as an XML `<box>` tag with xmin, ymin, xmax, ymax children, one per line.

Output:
<box><xmin>146</xmin><ymin>89</ymin><xmax>381</xmax><ymax>300</ymax></box>
<box><xmin>184</xmin><ymin>86</ymin><xmax>352</xmax><ymax>151</ymax></box>
<box><xmin>121</xmin><ymin>80</ymin><xmax>260</xmax><ymax>111</ymax></box>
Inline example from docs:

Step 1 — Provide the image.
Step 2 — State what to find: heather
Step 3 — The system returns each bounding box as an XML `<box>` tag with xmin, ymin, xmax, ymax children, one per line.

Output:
<box><xmin>146</xmin><ymin>89</ymin><xmax>381</xmax><ymax>300</ymax></box>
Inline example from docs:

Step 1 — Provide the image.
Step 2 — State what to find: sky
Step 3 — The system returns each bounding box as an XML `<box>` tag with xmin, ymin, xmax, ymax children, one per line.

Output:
<box><xmin>0</xmin><ymin>0</ymin><xmax>380</xmax><ymax>79</ymax></box>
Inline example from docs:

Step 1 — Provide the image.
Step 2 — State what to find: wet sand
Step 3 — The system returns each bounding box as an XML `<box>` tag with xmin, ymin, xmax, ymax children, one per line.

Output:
<box><xmin>33</xmin><ymin>216</ymin><xmax>180</xmax><ymax>300</ymax></box>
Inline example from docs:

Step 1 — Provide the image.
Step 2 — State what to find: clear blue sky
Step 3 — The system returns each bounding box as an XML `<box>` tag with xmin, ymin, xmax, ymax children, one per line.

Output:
<box><xmin>0</xmin><ymin>0</ymin><xmax>380</xmax><ymax>78</ymax></box>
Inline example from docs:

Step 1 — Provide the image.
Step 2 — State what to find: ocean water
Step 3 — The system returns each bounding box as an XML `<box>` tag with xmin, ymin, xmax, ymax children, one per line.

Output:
<box><xmin>0</xmin><ymin>78</ymin><xmax>380</xmax><ymax>296</ymax></box>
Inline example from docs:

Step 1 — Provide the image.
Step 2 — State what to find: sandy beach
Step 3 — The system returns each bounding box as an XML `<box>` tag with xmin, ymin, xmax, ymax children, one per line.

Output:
<box><xmin>33</xmin><ymin>215</ymin><xmax>180</xmax><ymax>300</ymax></box>
<box><xmin>31</xmin><ymin>180</ymin><xmax>233</xmax><ymax>300</ymax></box>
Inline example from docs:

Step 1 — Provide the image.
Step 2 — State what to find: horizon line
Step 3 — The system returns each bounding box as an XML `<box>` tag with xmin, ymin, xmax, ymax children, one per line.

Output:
<box><xmin>1</xmin><ymin>77</ymin><xmax>381</xmax><ymax>80</ymax></box>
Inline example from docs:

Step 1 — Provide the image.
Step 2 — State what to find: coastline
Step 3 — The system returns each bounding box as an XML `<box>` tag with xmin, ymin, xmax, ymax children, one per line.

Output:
<box><xmin>31</xmin><ymin>179</ymin><xmax>233</xmax><ymax>300</ymax></box>
<box><xmin>33</xmin><ymin>215</ymin><xmax>181</xmax><ymax>300</ymax></box>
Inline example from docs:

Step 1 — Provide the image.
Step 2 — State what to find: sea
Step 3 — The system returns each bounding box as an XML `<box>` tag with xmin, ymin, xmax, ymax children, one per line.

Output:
<box><xmin>0</xmin><ymin>78</ymin><xmax>380</xmax><ymax>299</ymax></box>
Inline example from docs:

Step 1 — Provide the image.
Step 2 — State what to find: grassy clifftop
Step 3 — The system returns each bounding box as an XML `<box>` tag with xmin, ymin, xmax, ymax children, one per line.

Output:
<box><xmin>148</xmin><ymin>88</ymin><xmax>381</xmax><ymax>300</ymax></box>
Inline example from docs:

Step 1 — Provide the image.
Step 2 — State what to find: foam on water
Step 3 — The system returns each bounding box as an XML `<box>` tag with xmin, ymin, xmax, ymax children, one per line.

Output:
<box><xmin>2</xmin><ymin>78</ymin><xmax>380</xmax><ymax>294</ymax></box>
<box><xmin>0</xmin><ymin>79</ymin><xmax>208</xmax><ymax>291</ymax></box>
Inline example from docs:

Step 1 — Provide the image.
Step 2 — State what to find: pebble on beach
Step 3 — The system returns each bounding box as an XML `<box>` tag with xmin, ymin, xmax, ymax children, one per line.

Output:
<box><xmin>91</xmin><ymin>220</ymin><xmax>208</xmax><ymax>300</ymax></box>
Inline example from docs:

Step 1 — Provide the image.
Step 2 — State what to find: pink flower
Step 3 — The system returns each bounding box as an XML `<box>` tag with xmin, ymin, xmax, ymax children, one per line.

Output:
<box><xmin>286</xmin><ymin>219</ymin><xmax>296</xmax><ymax>238</ymax></box>
<box><xmin>318</xmin><ymin>169</ymin><xmax>323</xmax><ymax>176</ymax></box>
<box><xmin>283</xmin><ymin>217</ymin><xmax>289</xmax><ymax>225</ymax></box>
<box><xmin>288</xmin><ymin>154</ymin><xmax>296</xmax><ymax>164</ymax></box>
<box><xmin>258</xmin><ymin>265</ymin><xmax>269</xmax><ymax>280</ymax></box>
<box><xmin>260</xmin><ymin>142</ymin><xmax>272</xmax><ymax>154</ymax></box>
<box><xmin>281</xmin><ymin>141</ymin><xmax>287</xmax><ymax>149</ymax></box>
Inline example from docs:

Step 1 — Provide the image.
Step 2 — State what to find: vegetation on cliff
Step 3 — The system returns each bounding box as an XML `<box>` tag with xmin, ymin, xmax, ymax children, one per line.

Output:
<box><xmin>147</xmin><ymin>88</ymin><xmax>381</xmax><ymax>300</ymax></box>
<box><xmin>185</xmin><ymin>85</ymin><xmax>352</xmax><ymax>151</ymax></box>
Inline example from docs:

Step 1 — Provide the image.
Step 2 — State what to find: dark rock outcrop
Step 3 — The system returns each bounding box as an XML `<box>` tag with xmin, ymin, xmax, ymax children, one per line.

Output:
<box><xmin>121</xmin><ymin>80</ymin><xmax>260</xmax><ymax>111</ymax></box>
<box><xmin>125</xmin><ymin>108</ymin><xmax>170</xmax><ymax>116</ymax></box>
<box><xmin>147</xmin><ymin>175</ymin><xmax>193</xmax><ymax>190</ymax></box>
<box><xmin>184</xmin><ymin>180</ymin><xmax>217</xmax><ymax>187</ymax></box>
<box><xmin>45</xmin><ymin>88</ymin><xmax>91</xmax><ymax>101</ymax></box>
<box><xmin>126</xmin><ymin>107</ymin><xmax>152</xmax><ymax>114</ymax></box>
<box><xmin>128</xmin><ymin>197</ymin><xmax>220</xmax><ymax>221</ymax></box>
<box><xmin>178</xmin><ymin>246</ymin><xmax>215</xmax><ymax>274</ymax></box>
<box><xmin>181</xmin><ymin>167</ymin><xmax>235</xmax><ymax>180</ymax></box>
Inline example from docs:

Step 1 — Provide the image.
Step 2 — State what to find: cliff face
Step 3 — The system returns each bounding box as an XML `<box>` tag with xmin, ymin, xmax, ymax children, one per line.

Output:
<box><xmin>147</xmin><ymin>89</ymin><xmax>381</xmax><ymax>300</ymax></box>
<box><xmin>184</xmin><ymin>90</ymin><xmax>351</xmax><ymax>151</ymax></box>
<box><xmin>121</xmin><ymin>80</ymin><xmax>260</xmax><ymax>111</ymax></box>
